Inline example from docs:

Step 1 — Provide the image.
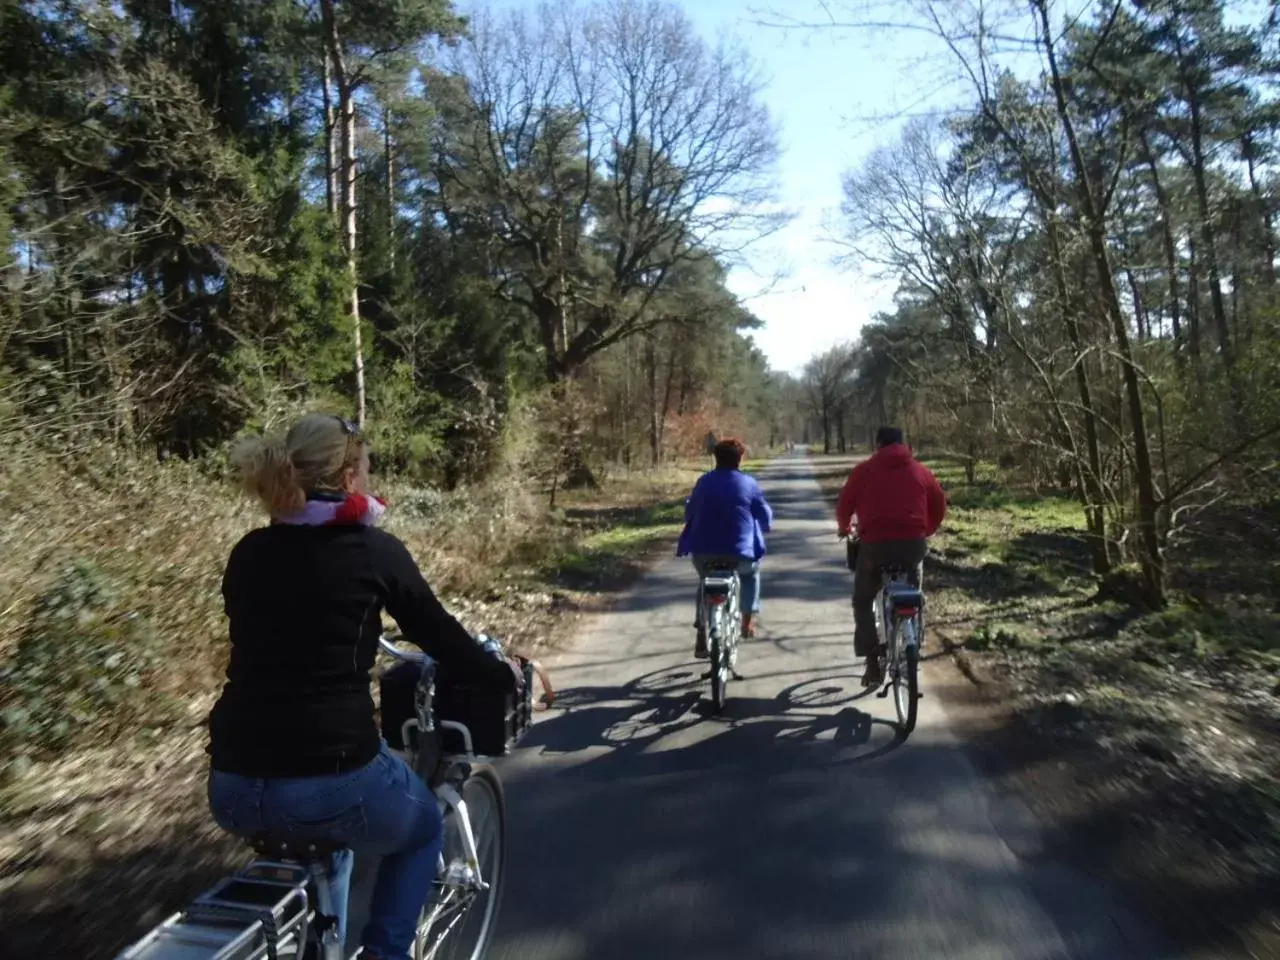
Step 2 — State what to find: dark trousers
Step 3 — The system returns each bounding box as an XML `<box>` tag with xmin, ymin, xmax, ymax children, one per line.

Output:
<box><xmin>852</xmin><ymin>538</ymin><xmax>927</xmax><ymax>656</ymax></box>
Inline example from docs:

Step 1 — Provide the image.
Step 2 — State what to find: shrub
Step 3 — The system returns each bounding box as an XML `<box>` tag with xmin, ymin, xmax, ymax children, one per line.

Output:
<box><xmin>968</xmin><ymin>622</ymin><xmax>1027</xmax><ymax>651</ymax></box>
<box><xmin>0</xmin><ymin>561</ymin><xmax>170</xmax><ymax>774</ymax></box>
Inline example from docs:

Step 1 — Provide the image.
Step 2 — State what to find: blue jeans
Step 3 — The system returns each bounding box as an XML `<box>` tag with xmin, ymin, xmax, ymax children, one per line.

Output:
<box><xmin>208</xmin><ymin>743</ymin><xmax>443</xmax><ymax>960</ymax></box>
<box><xmin>692</xmin><ymin>555</ymin><xmax>761</xmax><ymax>619</ymax></box>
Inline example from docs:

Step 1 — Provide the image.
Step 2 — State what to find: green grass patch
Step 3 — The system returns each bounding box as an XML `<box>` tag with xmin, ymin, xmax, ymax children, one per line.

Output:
<box><xmin>925</xmin><ymin>458</ymin><xmax>1000</xmax><ymax>488</ymax></box>
<box><xmin>925</xmin><ymin>457</ymin><xmax>1091</xmax><ymax>593</ymax></box>
<box><xmin>968</xmin><ymin>622</ymin><xmax>1039</xmax><ymax>651</ymax></box>
<box><xmin>547</xmin><ymin>499</ymin><xmax>684</xmax><ymax>586</ymax></box>
<box><xmin>926</xmin><ymin>456</ymin><xmax>1280</xmax><ymax>675</ymax></box>
<box><xmin>1133</xmin><ymin>601</ymin><xmax>1280</xmax><ymax>665</ymax></box>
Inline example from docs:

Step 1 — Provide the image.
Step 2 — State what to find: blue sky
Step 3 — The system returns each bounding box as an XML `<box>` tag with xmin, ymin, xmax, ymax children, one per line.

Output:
<box><xmin>681</xmin><ymin>2</ymin><xmax>938</xmax><ymax>373</ymax></box>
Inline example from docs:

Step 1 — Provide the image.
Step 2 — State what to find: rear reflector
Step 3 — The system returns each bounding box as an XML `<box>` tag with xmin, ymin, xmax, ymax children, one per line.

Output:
<box><xmin>707</xmin><ymin>595</ymin><xmax>726</xmax><ymax>605</ymax></box>
<box><xmin>895</xmin><ymin>607</ymin><xmax>919</xmax><ymax>618</ymax></box>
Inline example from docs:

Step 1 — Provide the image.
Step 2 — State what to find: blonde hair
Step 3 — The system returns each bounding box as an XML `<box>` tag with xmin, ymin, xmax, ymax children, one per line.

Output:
<box><xmin>232</xmin><ymin>414</ymin><xmax>362</xmax><ymax>515</ymax></box>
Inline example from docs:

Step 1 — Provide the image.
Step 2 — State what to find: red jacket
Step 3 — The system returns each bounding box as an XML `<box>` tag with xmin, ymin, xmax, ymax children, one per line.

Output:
<box><xmin>835</xmin><ymin>445</ymin><xmax>947</xmax><ymax>543</ymax></box>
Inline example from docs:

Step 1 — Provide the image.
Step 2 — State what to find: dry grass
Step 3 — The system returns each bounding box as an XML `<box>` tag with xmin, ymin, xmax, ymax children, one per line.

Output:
<box><xmin>0</xmin><ymin>432</ymin><xmax>701</xmax><ymax>959</ymax></box>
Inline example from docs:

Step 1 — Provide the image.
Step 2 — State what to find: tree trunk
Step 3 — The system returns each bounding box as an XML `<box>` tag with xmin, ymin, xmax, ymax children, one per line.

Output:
<box><xmin>1139</xmin><ymin>132</ymin><xmax>1184</xmax><ymax>356</ymax></box>
<box><xmin>984</xmin><ymin>97</ymin><xmax>1113</xmax><ymax>575</ymax></box>
<box><xmin>384</xmin><ymin>106</ymin><xmax>395</xmax><ymax>274</ymax></box>
<box><xmin>1187</xmin><ymin>232</ymin><xmax>1203</xmax><ymax>367</ymax></box>
<box><xmin>1186</xmin><ymin>84</ymin><xmax>1243</xmax><ymax>419</ymax></box>
<box><xmin>658</xmin><ymin>334</ymin><xmax>678</xmax><ymax>458</ymax></box>
<box><xmin>1126</xmin><ymin>268</ymin><xmax>1147</xmax><ymax>341</ymax></box>
<box><xmin>1036</xmin><ymin>0</ymin><xmax>1161</xmax><ymax>605</ymax></box>
<box><xmin>534</xmin><ymin>287</ymin><xmax>574</xmax><ymax>385</ymax></box>
<box><xmin>321</xmin><ymin>0</ymin><xmax>365</xmax><ymax>427</ymax></box>
<box><xmin>645</xmin><ymin>334</ymin><xmax>659</xmax><ymax>466</ymax></box>
<box><xmin>622</xmin><ymin>337</ymin><xmax>632</xmax><ymax>467</ymax></box>
<box><xmin>1231</xmin><ymin>202</ymin><xmax>1242</xmax><ymax>344</ymax></box>
<box><xmin>321</xmin><ymin>44</ymin><xmax>338</xmax><ymax>219</ymax></box>
<box><xmin>1243</xmin><ymin>133</ymin><xmax>1276</xmax><ymax>291</ymax></box>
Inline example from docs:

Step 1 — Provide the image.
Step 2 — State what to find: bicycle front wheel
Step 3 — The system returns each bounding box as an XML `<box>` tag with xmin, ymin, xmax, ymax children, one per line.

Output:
<box><xmin>892</xmin><ymin>622</ymin><xmax>919</xmax><ymax>733</ymax></box>
<box><xmin>416</xmin><ymin>766</ymin><xmax>507</xmax><ymax>960</ymax></box>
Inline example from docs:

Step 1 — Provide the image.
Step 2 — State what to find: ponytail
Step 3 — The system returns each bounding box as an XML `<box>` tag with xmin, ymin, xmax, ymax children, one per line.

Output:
<box><xmin>231</xmin><ymin>433</ymin><xmax>306</xmax><ymax>515</ymax></box>
<box><xmin>231</xmin><ymin>413</ymin><xmax>357</xmax><ymax>516</ymax></box>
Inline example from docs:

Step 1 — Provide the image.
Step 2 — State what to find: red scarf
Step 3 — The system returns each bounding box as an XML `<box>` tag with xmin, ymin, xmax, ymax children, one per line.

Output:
<box><xmin>273</xmin><ymin>492</ymin><xmax>388</xmax><ymax>527</ymax></box>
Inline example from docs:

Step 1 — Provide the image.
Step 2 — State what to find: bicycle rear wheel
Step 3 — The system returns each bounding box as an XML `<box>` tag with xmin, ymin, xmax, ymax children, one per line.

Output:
<box><xmin>709</xmin><ymin>599</ymin><xmax>735</xmax><ymax>711</ymax></box>
<box><xmin>891</xmin><ymin>622</ymin><xmax>919</xmax><ymax>733</ymax></box>
<box><xmin>416</xmin><ymin>766</ymin><xmax>507</xmax><ymax>960</ymax></box>
<box><xmin>709</xmin><ymin>636</ymin><xmax>725</xmax><ymax>711</ymax></box>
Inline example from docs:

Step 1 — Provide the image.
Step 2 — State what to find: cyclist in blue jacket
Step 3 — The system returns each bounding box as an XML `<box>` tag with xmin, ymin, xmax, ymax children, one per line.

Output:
<box><xmin>677</xmin><ymin>438</ymin><xmax>774</xmax><ymax>656</ymax></box>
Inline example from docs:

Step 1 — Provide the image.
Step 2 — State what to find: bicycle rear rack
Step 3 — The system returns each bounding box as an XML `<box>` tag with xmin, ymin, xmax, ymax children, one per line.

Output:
<box><xmin>114</xmin><ymin>861</ymin><xmax>312</xmax><ymax>960</ymax></box>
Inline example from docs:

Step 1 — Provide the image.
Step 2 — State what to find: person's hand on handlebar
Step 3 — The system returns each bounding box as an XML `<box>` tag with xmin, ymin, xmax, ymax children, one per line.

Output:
<box><xmin>514</xmin><ymin>656</ymin><xmax>556</xmax><ymax>709</ymax></box>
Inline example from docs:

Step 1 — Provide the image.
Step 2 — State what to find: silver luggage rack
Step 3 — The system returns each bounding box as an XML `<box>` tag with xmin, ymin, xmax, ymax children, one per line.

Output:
<box><xmin>115</xmin><ymin>861</ymin><xmax>312</xmax><ymax>960</ymax></box>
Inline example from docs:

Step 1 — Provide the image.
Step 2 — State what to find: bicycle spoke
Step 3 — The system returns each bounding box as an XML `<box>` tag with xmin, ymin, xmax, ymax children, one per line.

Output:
<box><xmin>468</xmin><ymin>790</ymin><xmax>494</xmax><ymax>861</ymax></box>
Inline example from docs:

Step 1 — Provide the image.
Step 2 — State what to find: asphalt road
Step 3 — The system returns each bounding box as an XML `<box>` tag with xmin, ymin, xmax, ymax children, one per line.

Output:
<box><xmin>487</xmin><ymin>453</ymin><xmax>1173</xmax><ymax>960</ymax></box>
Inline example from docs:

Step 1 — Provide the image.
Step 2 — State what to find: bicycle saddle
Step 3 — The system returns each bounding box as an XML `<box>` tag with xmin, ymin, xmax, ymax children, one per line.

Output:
<box><xmin>247</xmin><ymin>835</ymin><xmax>349</xmax><ymax>863</ymax></box>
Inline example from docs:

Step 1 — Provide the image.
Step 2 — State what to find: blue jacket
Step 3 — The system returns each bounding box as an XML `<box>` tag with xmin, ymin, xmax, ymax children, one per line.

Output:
<box><xmin>676</xmin><ymin>468</ymin><xmax>774</xmax><ymax>560</ymax></box>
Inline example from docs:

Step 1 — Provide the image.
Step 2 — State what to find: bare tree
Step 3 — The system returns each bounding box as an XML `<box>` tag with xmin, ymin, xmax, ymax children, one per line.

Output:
<box><xmin>803</xmin><ymin>344</ymin><xmax>859</xmax><ymax>454</ymax></box>
<box><xmin>437</xmin><ymin>0</ymin><xmax>784</xmax><ymax>384</ymax></box>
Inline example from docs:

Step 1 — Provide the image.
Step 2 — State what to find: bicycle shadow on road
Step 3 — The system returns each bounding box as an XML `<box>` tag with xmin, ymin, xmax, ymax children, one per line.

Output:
<box><xmin>515</xmin><ymin>664</ymin><xmax>907</xmax><ymax>782</ymax></box>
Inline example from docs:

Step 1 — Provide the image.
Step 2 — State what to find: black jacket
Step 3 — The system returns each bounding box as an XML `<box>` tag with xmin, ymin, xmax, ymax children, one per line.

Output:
<box><xmin>208</xmin><ymin>523</ymin><xmax>515</xmax><ymax>777</ymax></box>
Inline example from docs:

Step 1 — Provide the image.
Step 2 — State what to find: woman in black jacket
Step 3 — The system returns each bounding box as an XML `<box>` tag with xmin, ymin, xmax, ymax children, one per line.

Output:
<box><xmin>207</xmin><ymin>413</ymin><xmax>519</xmax><ymax>960</ymax></box>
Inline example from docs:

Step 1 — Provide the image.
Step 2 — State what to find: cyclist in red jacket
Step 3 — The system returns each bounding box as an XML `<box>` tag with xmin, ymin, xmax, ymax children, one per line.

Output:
<box><xmin>835</xmin><ymin>427</ymin><xmax>947</xmax><ymax>687</ymax></box>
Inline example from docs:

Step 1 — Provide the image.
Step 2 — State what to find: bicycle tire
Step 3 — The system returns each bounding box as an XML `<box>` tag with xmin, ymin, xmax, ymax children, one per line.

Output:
<box><xmin>416</xmin><ymin>765</ymin><xmax>507</xmax><ymax>960</ymax></box>
<box><xmin>892</xmin><ymin>623</ymin><xmax>919</xmax><ymax>734</ymax></box>
<box><xmin>709</xmin><ymin>628</ymin><xmax>727</xmax><ymax>711</ymax></box>
<box><xmin>728</xmin><ymin>578</ymin><xmax>743</xmax><ymax>672</ymax></box>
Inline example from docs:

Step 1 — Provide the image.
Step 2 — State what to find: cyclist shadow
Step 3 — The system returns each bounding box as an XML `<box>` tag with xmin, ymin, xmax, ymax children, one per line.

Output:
<box><xmin>518</xmin><ymin>665</ymin><xmax>906</xmax><ymax>780</ymax></box>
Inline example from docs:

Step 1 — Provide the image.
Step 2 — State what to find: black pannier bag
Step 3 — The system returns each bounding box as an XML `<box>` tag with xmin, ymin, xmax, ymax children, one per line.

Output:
<box><xmin>380</xmin><ymin>660</ymin><xmax>424</xmax><ymax>751</ymax></box>
<box><xmin>380</xmin><ymin>656</ymin><xmax>534</xmax><ymax>758</ymax></box>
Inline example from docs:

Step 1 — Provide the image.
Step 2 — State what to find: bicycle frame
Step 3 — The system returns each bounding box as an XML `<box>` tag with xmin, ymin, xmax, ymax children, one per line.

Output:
<box><xmin>700</xmin><ymin>572</ymin><xmax>740</xmax><ymax>641</ymax></box>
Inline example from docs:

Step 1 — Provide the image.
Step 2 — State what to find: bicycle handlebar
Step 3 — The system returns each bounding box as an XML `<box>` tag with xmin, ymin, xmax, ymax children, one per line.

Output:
<box><xmin>379</xmin><ymin>634</ymin><xmax>426</xmax><ymax>663</ymax></box>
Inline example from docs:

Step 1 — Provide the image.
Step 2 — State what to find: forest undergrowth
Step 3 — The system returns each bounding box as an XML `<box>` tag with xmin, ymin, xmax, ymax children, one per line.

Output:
<box><xmin>812</xmin><ymin>451</ymin><xmax>1280</xmax><ymax>960</ymax></box>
